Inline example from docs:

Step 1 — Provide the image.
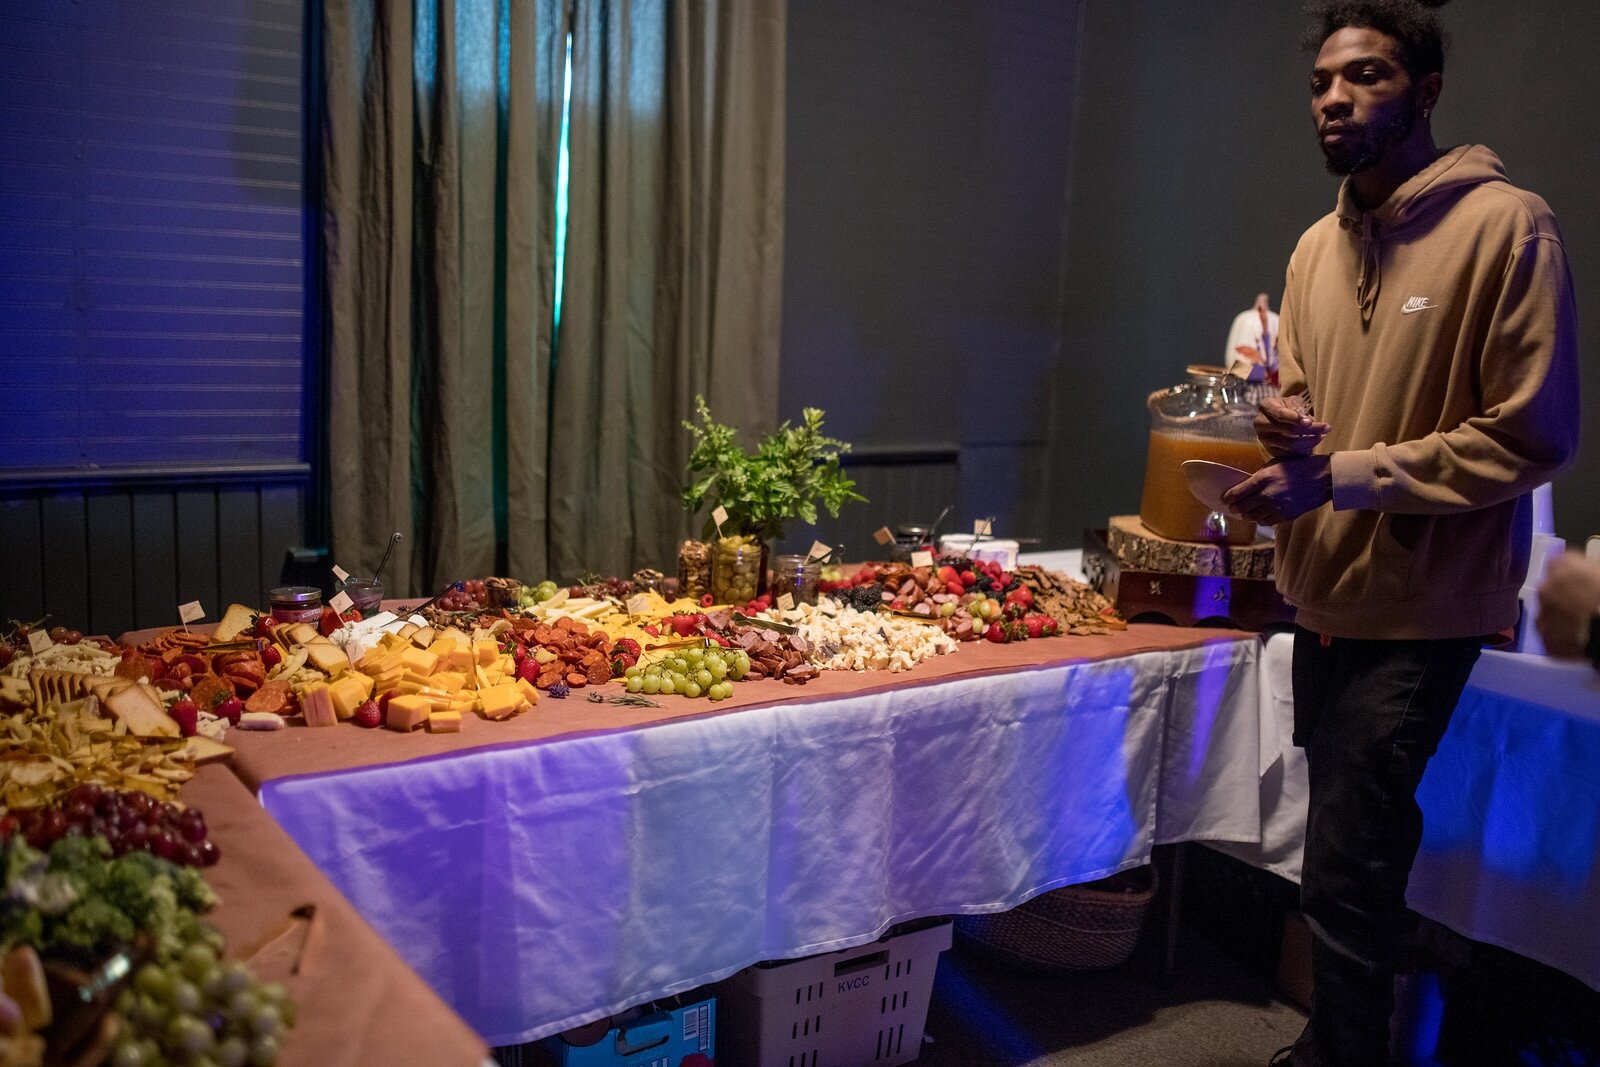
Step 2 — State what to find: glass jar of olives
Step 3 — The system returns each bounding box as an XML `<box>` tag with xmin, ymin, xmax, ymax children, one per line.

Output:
<box><xmin>711</xmin><ymin>535</ymin><xmax>767</xmax><ymax>604</ymax></box>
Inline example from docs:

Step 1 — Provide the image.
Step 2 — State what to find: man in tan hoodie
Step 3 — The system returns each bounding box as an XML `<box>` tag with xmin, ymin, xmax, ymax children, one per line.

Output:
<box><xmin>1223</xmin><ymin>2</ymin><xmax>1580</xmax><ymax>1064</ymax></box>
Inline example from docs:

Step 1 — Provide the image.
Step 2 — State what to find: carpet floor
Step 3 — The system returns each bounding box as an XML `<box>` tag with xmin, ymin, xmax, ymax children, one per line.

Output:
<box><xmin>914</xmin><ymin>938</ymin><xmax>1307</xmax><ymax>1067</ymax></box>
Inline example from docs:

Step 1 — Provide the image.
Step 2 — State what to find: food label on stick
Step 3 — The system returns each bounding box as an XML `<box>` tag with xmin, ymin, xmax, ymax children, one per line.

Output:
<box><xmin>626</xmin><ymin>594</ymin><xmax>652</xmax><ymax>615</ymax></box>
<box><xmin>874</xmin><ymin>526</ymin><xmax>894</xmax><ymax>546</ymax></box>
<box><xmin>807</xmin><ymin>540</ymin><xmax>830</xmax><ymax>561</ymax></box>
<box><xmin>178</xmin><ymin>601</ymin><xmax>205</xmax><ymax>624</ymax></box>
<box><xmin>777</xmin><ymin>593</ymin><xmax>795</xmax><ymax>611</ymax></box>
<box><xmin>910</xmin><ymin>550</ymin><xmax>934</xmax><ymax>569</ymax></box>
<box><xmin>331</xmin><ymin>564</ymin><xmax>350</xmax><ymax>583</ymax></box>
<box><xmin>26</xmin><ymin>630</ymin><xmax>51</xmax><ymax>655</ymax></box>
<box><xmin>711</xmin><ymin>505</ymin><xmax>728</xmax><ymax>535</ymax></box>
<box><xmin>973</xmin><ymin>518</ymin><xmax>993</xmax><ymax>537</ymax></box>
<box><xmin>329</xmin><ymin>591</ymin><xmax>354</xmax><ymax>614</ymax></box>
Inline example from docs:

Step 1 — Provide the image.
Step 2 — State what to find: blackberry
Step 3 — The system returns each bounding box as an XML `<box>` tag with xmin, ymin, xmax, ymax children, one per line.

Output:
<box><xmin>549</xmin><ymin>682</ymin><xmax>570</xmax><ymax>699</ymax></box>
<box><xmin>842</xmin><ymin>584</ymin><xmax>884</xmax><ymax>612</ymax></box>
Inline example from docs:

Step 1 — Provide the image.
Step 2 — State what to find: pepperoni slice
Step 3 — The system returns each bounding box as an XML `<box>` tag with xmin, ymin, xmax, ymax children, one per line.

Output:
<box><xmin>189</xmin><ymin>674</ymin><xmax>234</xmax><ymax>711</ymax></box>
<box><xmin>245</xmin><ymin>679</ymin><xmax>292</xmax><ymax>714</ymax></box>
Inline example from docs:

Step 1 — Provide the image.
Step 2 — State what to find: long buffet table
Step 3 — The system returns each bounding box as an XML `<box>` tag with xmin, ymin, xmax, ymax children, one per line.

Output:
<box><xmin>137</xmin><ymin>549</ymin><xmax>1600</xmax><ymax>1055</ymax></box>
<box><xmin>218</xmin><ymin>625</ymin><xmax>1261</xmax><ymax>1047</ymax></box>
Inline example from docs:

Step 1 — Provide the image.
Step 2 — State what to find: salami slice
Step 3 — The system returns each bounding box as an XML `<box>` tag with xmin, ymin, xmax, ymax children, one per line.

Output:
<box><xmin>245</xmin><ymin>680</ymin><xmax>292</xmax><ymax>715</ymax></box>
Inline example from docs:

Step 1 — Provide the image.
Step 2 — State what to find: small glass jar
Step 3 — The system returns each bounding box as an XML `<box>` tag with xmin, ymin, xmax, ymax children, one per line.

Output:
<box><xmin>341</xmin><ymin>577</ymin><xmax>384</xmax><ymax>615</ymax></box>
<box><xmin>769</xmin><ymin>554</ymin><xmax>821</xmax><ymax>606</ymax></box>
<box><xmin>711</xmin><ymin>535</ymin><xmax>766</xmax><ymax>604</ymax></box>
<box><xmin>677</xmin><ymin>540</ymin><xmax>711</xmax><ymax>600</ymax></box>
<box><xmin>269</xmin><ymin>586</ymin><xmax>323</xmax><ymax>624</ymax></box>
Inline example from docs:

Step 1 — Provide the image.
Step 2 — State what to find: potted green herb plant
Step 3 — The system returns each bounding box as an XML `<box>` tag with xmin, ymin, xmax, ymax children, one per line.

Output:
<box><xmin>681</xmin><ymin>396</ymin><xmax>865</xmax><ymax>601</ymax></box>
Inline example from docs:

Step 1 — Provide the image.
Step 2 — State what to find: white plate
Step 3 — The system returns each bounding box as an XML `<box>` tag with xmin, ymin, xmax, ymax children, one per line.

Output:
<box><xmin>1182</xmin><ymin>459</ymin><xmax>1253</xmax><ymax>516</ymax></box>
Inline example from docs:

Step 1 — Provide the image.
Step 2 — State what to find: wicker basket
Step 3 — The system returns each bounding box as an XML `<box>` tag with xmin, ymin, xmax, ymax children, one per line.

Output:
<box><xmin>954</xmin><ymin>865</ymin><xmax>1158</xmax><ymax>973</ymax></box>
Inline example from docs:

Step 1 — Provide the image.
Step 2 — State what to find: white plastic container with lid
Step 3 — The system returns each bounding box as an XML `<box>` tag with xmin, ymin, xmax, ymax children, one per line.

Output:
<box><xmin>937</xmin><ymin>534</ymin><xmax>1021</xmax><ymax>571</ymax></box>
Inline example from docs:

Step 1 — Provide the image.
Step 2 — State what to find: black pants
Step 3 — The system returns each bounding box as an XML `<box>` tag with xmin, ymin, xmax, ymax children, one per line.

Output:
<box><xmin>1285</xmin><ymin>625</ymin><xmax>1482</xmax><ymax>1066</ymax></box>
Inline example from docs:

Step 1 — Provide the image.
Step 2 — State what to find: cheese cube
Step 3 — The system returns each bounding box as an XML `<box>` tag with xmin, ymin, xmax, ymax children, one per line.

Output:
<box><xmin>446</xmin><ymin>647</ymin><xmax>475</xmax><ymax>672</ymax></box>
<box><xmin>427</xmin><ymin>636</ymin><xmax>458</xmax><ymax>658</ymax></box>
<box><xmin>479</xmin><ymin>683</ymin><xmax>524</xmax><ymax>721</ymax></box>
<box><xmin>398</xmin><ymin>646</ymin><xmax>439</xmax><ymax>676</ymax></box>
<box><xmin>474</xmin><ymin>640</ymin><xmax>500</xmax><ymax>666</ymax></box>
<box><xmin>430</xmin><ymin>671</ymin><xmax>467</xmax><ymax>695</ymax></box>
<box><xmin>515</xmin><ymin>678</ymin><xmax>541</xmax><ymax>709</ymax></box>
<box><xmin>302</xmin><ymin>683</ymin><xmax>337</xmax><ymax>728</ymax></box>
<box><xmin>329</xmin><ymin>674</ymin><xmax>373</xmax><ymax>719</ymax></box>
<box><xmin>440</xmin><ymin>625</ymin><xmax>470</xmax><ymax>646</ymax></box>
<box><xmin>386</xmin><ymin>694</ymin><xmax>430</xmax><ymax>731</ymax></box>
<box><xmin>410</xmin><ymin>626</ymin><xmax>436</xmax><ymax>648</ymax></box>
<box><xmin>428</xmin><ymin>710</ymin><xmax>463</xmax><ymax>733</ymax></box>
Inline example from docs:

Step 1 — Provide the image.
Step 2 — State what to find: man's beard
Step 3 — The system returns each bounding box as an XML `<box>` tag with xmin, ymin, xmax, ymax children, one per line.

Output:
<box><xmin>1321</xmin><ymin>94</ymin><xmax>1418</xmax><ymax>176</ymax></box>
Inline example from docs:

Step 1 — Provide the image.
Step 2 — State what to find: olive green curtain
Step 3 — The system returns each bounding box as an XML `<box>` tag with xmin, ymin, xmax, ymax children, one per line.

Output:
<box><xmin>549</xmin><ymin>0</ymin><xmax>786</xmax><ymax>579</ymax></box>
<box><xmin>324</xmin><ymin>0</ymin><xmax>784</xmax><ymax>593</ymax></box>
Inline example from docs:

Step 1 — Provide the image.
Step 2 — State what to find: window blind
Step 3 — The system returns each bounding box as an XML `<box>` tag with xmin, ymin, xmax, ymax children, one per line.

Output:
<box><xmin>0</xmin><ymin>0</ymin><xmax>307</xmax><ymax>472</ymax></box>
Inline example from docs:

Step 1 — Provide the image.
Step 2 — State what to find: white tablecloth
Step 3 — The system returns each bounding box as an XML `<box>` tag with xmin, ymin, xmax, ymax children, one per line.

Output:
<box><xmin>257</xmin><ymin>634</ymin><xmax>1261</xmax><ymax>1046</ymax></box>
<box><xmin>1214</xmin><ymin>634</ymin><xmax>1600</xmax><ymax>991</ymax></box>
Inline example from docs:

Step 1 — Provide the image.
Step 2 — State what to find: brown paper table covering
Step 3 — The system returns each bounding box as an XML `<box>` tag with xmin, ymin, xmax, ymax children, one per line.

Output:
<box><xmin>214</xmin><ymin>623</ymin><xmax>1253</xmax><ymax>790</ymax></box>
<box><xmin>180</xmin><ymin>765</ymin><xmax>489</xmax><ymax>1065</ymax></box>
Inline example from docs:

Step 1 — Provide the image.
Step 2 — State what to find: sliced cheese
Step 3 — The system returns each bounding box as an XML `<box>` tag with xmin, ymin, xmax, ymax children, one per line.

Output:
<box><xmin>479</xmin><ymin>682</ymin><xmax>525</xmax><ymax>721</ymax></box>
<box><xmin>302</xmin><ymin>682</ymin><xmax>337</xmax><ymax>728</ymax></box>
<box><xmin>303</xmin><ymin>641</ymin><xmax>350</xmax><ymax>677</ymax></box>
<box><xmin>386</xmin><ymin>694</ymin><xmax>430</xmax><ymax>731</ymax></box>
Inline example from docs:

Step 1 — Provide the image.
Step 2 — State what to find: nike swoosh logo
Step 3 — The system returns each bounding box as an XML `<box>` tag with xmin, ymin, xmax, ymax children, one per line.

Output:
<box><xmin>1401</xmin><ymin>303</ymin><xmax>1435</xmax><ymax>315</ymax></box>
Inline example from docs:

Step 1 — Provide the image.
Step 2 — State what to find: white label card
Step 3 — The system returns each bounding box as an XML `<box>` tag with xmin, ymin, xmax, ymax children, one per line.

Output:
<box><xmin>777</xmin><ymin>593</ymin><xmax>796</xmax><ymax>611</ymax></box>
<box><xmin>27</xmin><ymin>630</ymin><xmax>52</xmax><ymax>655</ymax></box>
<box><xmin>711</xmin><ymin>505</ymin><xmax>729</xmax><ymax>534</ymax></box>
<box><xmin>910</xmin><ymin>550</ymin><xmax>934</xmax><ymax>569</ymax></box>
<box><xmin>178</xmin><ymin>601</ymin><xmax>205</xmax><ymax>624</ymax></box>
<box><xmin>807</xmin><ymin>540</ymin><xmax>831</xmax><ymax>561</ymax></box>
<box><xmin>329</xmin><ymin>591</ymin><xmax>354</xmax><ymax>614</ymax></box>
<box><xmin>626</xmin><ymin>594</ymin><xmax>652</xmax><ymax>615</ymax></box>
<box><xmin>973</xmin><ymin>518</ymin><xmax>993</xmax><ymax>537</ymax></box>
<box><xmin>874</xmin><ymin>526</ymin><xmax>895</xmax><ymax>546</ymax></box>
<box><xmin>331</xmin><ymin>564</ymin><xmax>350</xmax><ymax>583</ymax></box>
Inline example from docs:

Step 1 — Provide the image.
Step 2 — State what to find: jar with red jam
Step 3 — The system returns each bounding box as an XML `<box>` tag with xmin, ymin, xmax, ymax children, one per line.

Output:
<box><xmin>269</xmin><ymin>586</ymin><xmax>323</xmax><ymax>624</ymax></box>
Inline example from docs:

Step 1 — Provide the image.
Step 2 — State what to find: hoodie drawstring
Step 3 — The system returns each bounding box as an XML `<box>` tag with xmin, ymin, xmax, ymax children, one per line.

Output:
<box><xmin>1345</xmin><ymin>216</ymin><xmax>1382</xmax><ymax>319</ymax></box>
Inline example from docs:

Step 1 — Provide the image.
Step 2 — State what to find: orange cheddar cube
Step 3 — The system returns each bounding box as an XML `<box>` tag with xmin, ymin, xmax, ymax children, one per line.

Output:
<box><xmin>386</xmin><ymin>694</ymin><xmax>430</xmax><ymax>731</ymax></box>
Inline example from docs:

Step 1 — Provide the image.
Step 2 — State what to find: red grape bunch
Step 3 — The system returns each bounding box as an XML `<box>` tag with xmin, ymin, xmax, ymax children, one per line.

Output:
<box><xmin>1</xmin><ymin>784</ymin><xmax>220</xmax><ymax>868</ymax></box>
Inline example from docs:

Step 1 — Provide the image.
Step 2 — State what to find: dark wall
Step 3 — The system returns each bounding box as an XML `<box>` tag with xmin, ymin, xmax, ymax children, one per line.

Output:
<box><xmin>780</xmin><ymin>0</ymin><xmax>1082</xmax><ymax>556</ymax></box>
<box><xmin>783</xmin><ymin>0</ymin><xmax>1600</xmax><ymax>556</ymax></box>
<box><xmin>1042</xmin><ymin>0</ymin><xmax>1600</xmax><ymax>547</ymax></box>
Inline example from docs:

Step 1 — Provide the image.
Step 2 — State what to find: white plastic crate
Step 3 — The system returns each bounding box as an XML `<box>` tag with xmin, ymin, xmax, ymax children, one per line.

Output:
<box><xmin>717</xmin><ymin>920</ymin><xmax>952</xmax><ymax>1067</ymax></box>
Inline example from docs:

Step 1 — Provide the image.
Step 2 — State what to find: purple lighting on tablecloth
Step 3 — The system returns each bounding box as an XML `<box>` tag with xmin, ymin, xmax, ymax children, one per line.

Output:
<box><xmin>1187</xmin><ymin>640</ymin><xmax>1234</xmax><ymax>784</ymax></box>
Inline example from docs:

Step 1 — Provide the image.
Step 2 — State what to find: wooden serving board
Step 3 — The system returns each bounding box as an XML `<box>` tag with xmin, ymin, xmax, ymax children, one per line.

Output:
<box><xmin>1106</xmin><ymin>515</ymin><xmax>1274</xmax><ymax>580</ymax></box>
<box><xmin>1083</xmin><ymin>528</ymin><xmax>1294</xmax><ymax>632</ymax></box>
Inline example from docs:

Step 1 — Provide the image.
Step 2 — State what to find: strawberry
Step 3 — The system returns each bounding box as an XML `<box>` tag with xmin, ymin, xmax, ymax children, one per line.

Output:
<box><xmin>517</xmin><ymin>659</ymin><xmax>540</xmax><ymax>684</ymax></box>
<box><xmin>169</xmin><ymin>699</ymin><xmax>198</xmax><ymax>738</ymax></box>
<box><xmin>1042</xmin><ymin>617</ymin><xmax>1060</xmax><ymax>637</ymax></box>
<box><xmin>984</xmin><ymin>622</ymin><xmax>1006</xmax><ymax>643</ymax></box>
<box><xmin>614</xmin><ymin>638</ymin><xmax>642</xmax><ymax>659</ymax></box>
<box><xmin>353</xmin><ymin>700</ymin><xmax>382</xmax><ymax>729</ymax></box>
<box><xmin>945</xmin><ymin>580</ymin><xmax>964</xmax><ymax>597</ymax></box>
<box><xmin>260</xmin><ymin>644</ymin><xmax>282</xmax><ymax>669</ymax></box>
<box><xmin>214</xmin><ymin>696</ymin><xmax>244</xmax><ymax>725</ymax></box>
<box><xmin>318</xmin><ymin>606</ymin><xmax>341</xmax><ymax>637</ymax></box>
<box><xmin>960</xmin><ymin>570</ymin><xmax>977</xmax><ymax>587</ymax></box>
<box><xmin>937</xmin><ymin>565</ymin><xmax>959</xmax><ymax>585</ymax></box>
<box><xmin>254</xmin><ymin>615</ymin><xmax>275</xmax><ymax>639</ymax></box>
<box><xmin>1024</xmin><ymin>615</ymin><xmax>1047</xmax><ymax>640</ymax></box>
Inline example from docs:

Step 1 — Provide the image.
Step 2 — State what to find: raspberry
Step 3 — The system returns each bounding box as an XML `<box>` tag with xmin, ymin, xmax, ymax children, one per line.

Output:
<box><xmin>700</xmin><ymin>593</ymin><xmax>714</xmax><ymax>607</ymax></box>
<box><xmin>517</xmin><ymin>659</ymin><xmax>540</xmax><ymax>684</ymax></box>
<box><xmin>169</xmin><ymin>699</ymin><xmax>199</xmax><ymax>737</ymax></box>
<box><xmin>353</xmin><ymin>700</ymin><xmax>382</xmax><ymax>728</ymax></box>
<box><xmin>548</xmin><ymin>683</ymin><xmax>570</xmax><ymax>699</ymax></box>
<box><xmin>214</xmin><ymin>696</ymin><xmax>244</xmax><ymax>725</ymax></box>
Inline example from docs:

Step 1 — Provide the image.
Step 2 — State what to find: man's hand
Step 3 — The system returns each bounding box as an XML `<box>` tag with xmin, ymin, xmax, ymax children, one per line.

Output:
<box><xmin>1222</xmin><ymin>454</ymin><xmax>1333</xmax><ymax>525</ymax></box>
<box><xmin>1256</xmin><ymin>395</ymin><xmax>1330</xmax><ymax>457</ymax></box>
<box><xmin>1537</xmin><ymin>551</ymin><xmax>1600</xmax><ymax>659</ymax></box>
